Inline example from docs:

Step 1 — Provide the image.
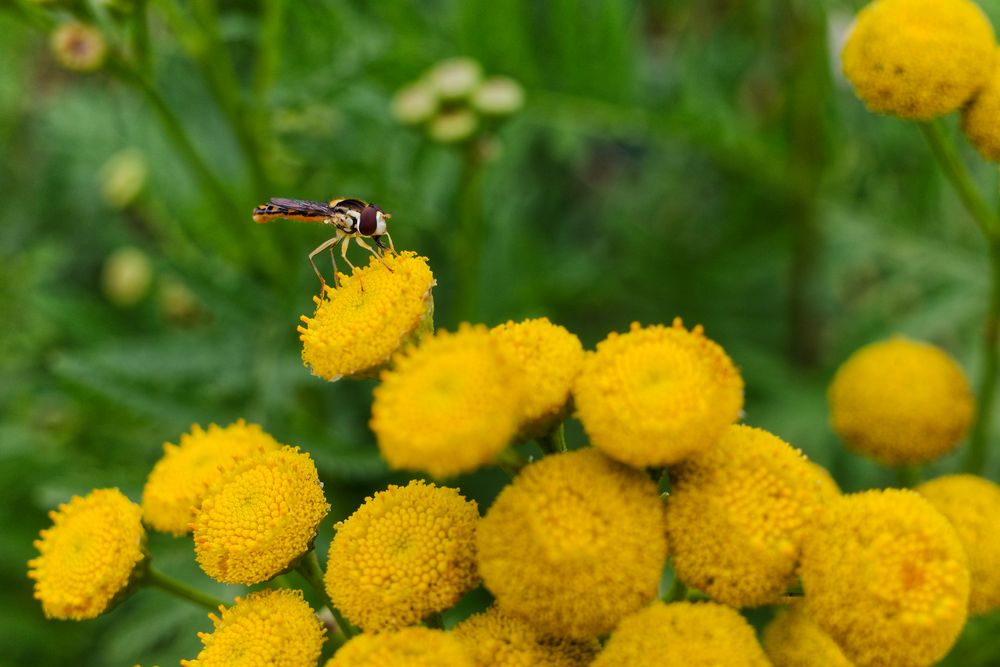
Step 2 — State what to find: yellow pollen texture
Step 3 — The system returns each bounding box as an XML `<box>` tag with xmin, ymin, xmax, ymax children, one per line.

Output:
<box><xmin>28</xmin><ymin>488</ymin><xmax>145</xmax><ymax>620</ymax></box>
<box><xmin>299</xmin><ymin>251</ymin><xmax>435</xmax><ymax>381</ymax></box>
<box><xmin>193</xmin><ymin>446</ymin><xmax>330</xmax><ymax>584</ymax></box>
<box><xmin>325</xmin><ymin>480</ymin><xmax>479</xmax><ymax>631</ymax></box>
<box><xmin>573</xmin><ymin>319</ymin><xmax>744</xmax><ymax>468</ymax></box>
<box><xmin>800</xmin><ymin>489</ymin><xmax>970</xmax><ymax>667</ymax></box>
<box><xmin>477</xmin><ymin>448</ymin><xmax>667</xmax><ymax>639</ymax></box>
<box><xmin>763</xmin><ymin>603</ymin><xmax>853</xmax><ymax>667</ymax></box>
<box><xmin>325</xmin><ymin>627</ymin><xmax>473</xmax><ymax>667</ymax></box>
<box><xmin>962</xmin><ymin>48</ymin><xmax>1000</xmax><ymax>163</ymax></box>
<box><xmin>453</xmin><ymin>605</ymin><xmax>600</xmax><ymax>667</ymax></box>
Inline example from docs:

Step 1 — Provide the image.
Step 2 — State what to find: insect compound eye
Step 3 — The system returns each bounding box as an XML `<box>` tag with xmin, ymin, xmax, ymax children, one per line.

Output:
<box><xmin>359</xmin><ymin>205</ymin><xmax>379</xmax><ymax>236</ymax></box>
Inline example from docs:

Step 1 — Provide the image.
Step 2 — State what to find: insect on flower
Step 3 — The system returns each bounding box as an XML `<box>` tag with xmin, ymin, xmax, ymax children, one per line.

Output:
<box><xmin>252</xmin><ymin>197</ymin><xmax>397</xmax><ymax>286</ymax></box>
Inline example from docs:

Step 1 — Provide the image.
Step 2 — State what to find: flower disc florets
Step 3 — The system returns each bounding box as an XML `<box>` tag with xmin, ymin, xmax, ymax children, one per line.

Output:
<box><xmin>800</xmin><ymin>489</ymin><xmax>970</xmax><ymax>667</ymax></box>
<box><xmin>325</xmin><ymin>480</ymin><xmax>479</xmax><ymax>631</ymax></box>
<box><xmin>325</xmin><ymin>627</ymin><xmax>473</xmax><ymax>667</ymax></box>
<box><xmin>763</xmin><ymin>603</ymin><xmax>853</xmax><ymax>667</ymax></box>
<box><xmin>477</xmin><ymin>448</ymin><xmax>667</xmax><ymax>639</ymax></box>
<box><xmin>28</xmin><ymin>488</ymin><xmax>145</xmax><ymax>620</ymax></box>
<box><xmin>573</xmin><ymin>319</ymin><xmax>744</xmax><ymax>467</ymax></box>
<box><xmin>963</xmin><ymin>49</ymin><xmax>1000</xmax><ymax>162</ymax></box>
<box><xmin>142</xmin><ymin>420</ymin><xmax>282</xmax><ymax>535</ymax></box>
<box><xmin>370</xmin><ymin>325</ymin><xmax>523</xmax><ymax>477</ymax></box>
<box><xmin>299</xmin><ymin>251</ymin><xmax>435</xmax><ymax>381</ymax></box>
<box><xmin>453</xmin><ymin>606</ymin><xmax>599</xmax><ymax>667</ymax></box>
<box><xmin>181</xmin><ymin>589</ymin><xmax>325</xmax><ymax>666</ymax></box>
<box><xmin>841</xmin><ymin>0</ymin><xmax>996</xmax><ymax>119</ymax></box>
<box><xmin>193</xmin><ymin>446</ymin><xmax>330</xmax><ymax>584</ymax></box>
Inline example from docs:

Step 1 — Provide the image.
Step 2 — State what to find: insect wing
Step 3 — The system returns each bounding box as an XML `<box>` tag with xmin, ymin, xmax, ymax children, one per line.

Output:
<box><xmin>252</xmin><ymin>198</ymin><xmax>336</xmax><ymax>224</ymax></box>
<box><xmin>329</xmin><ymin>198</ymin><xmax>368</xmax><ymax>214</ymax></box>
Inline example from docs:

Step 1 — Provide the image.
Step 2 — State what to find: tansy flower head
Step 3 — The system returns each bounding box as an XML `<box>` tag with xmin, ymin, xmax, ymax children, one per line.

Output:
<box><xmin>453</xmin><ymin>606</ymin><xmax>600</xmax><ymax>667</ymax></box>
<box><xmin>805</xmin><ymin>460</ymin><xmax>842</xmax><ymax>499</ymax></box>
<box><xmin>181</xmin><ymin>589</ymin><xmax>325</xmax><ymax>666</ymax></box>
<box><xmin>800</xmin><ymin>489</ymin><xmax>970</xmax><ymax>667</ymax></box>
<box><xmin>325</xmin><ymin>627</ymin><xmax>473</xmax><ymax>667</ymax></box>
<box><xmin>763</xmin><ymin>603</ymin><xmax>853</xmax><ymax>667</ymax></box>
<box><xmin>573</xmin><ymin>319</ymin><xmax>743</xmax><ymax>468</ymax></box>
<box><xmin>917</xmin><ymin>474</ymin><xmax>1000</xmax><ymax>615</ymax></box>
<box><xmin>828</xmin><ymin>336</ymin><xmax>974</xmax><ymax>465</ymax></box>
<box><xmin>325</xmin><ymin>480</ymin><xmax>479</xmax><ymax>631</ymax></box>
<box><xmin>370</xmin><ymin>325</ymin><xmax>523</xmax><ymax>477</ymax></box>
<box><xmin>193</xmin><ymin>446</ymin><xmax>330</xmax><ymax>584</ymax></box>
<box><xmin>51</xmin><ymin>22</ymin><xmax>107</xmax><ymax>73</ymax></box>
<box><xmin>665</xmin><ymin>425</ymin><xmax>828</xmax><ymax>607</ymax></box>
<box><xmin>299</xmin><ymin>251</ymin><xmax>435</xmax><ymax>381</ymax></box>
<box><xmin>28</xmin><ymin>488</ymin><xmax>145</xmax><ymax>620</ymax></box>
<box><xmin>477</xmin><ymin>448</ymin><xmax>667</xmax><ymax>639</ymax></box>
<box><xmin>590</xmin><ymin>601</ymin><xmax>770</xmax><ymax>667</ymax></box>
<box><xmin>841</xmin><ymin>0</ymin><xmax>996</xmax><ymax>119</ymax></box>
<box><xmin>141</xmin><ymin>420</ymin><xmax>282</xmax><ymax>535</ymax></box>
<box><xmin>490</xmin><ymin>317</ymin><xmax>584</xmax><ymax>439</ymax></box>
<box><xmin>962</xmin><ymin>48</ymin><xmax>1000</xmax><ymax>162</ymax></box>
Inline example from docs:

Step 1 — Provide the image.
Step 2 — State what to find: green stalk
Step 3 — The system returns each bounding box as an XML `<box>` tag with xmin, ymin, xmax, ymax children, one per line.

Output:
<box><xmin>295</xmin><ymin>550</ymin><xmax>353</xmax><ymax>644</ymax></box>
<box><xmin>144</xmin><ymin>566</ymin><xmax>228</xmax><ymax>611</ymax></box>
<box><xmin>495</xmin><ymin>446</ymin><xmax>529</xmax><ymax>478</ymax></box>
<box><xmin>663</xmin><ymin>576</ymin><xmax>687</xmax><ymax>603</ymax></box>
<box><xmin>537</xmin><ymin>422</ymin><xmax>568</xmax><ymax>455</ymax></box>
<box><xmin>895</xmin><ymin>463</ymin><xmax>923</xmax><ymax>489</ymax></box>
<box><xmin>454</xmin><ymin>144</ymin><xmax>486</xmax><ymax>322</ymax></box>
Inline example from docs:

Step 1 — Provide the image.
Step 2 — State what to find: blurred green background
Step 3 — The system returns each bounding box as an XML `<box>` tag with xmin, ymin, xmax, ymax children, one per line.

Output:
<box><xmin>3</xmin><ymin>0</ymin><xmax>1000</xmax><ymax>664</ymax></box>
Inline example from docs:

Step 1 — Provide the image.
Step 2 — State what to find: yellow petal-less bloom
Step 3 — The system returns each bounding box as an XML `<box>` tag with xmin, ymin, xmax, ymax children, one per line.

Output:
<box><xmin>325</xmin><ymin>627</ymin><xmax>473</xmax><ymax>667</ymax></box>
<box><xmin>299</xmin><ymin>251</ymin><xmax>435</xmax><ymax>381</ymax></box>
<box><xmin>841</xmin><ymin>0</ymin><xmax>996</xmax><ymax>120</ymax></box>
<box><xmin>665</xmin><ymin>425</ymin><xmax>828</xmax><ymax>607</ymax></box>
<box><xmin>477</xmin><ymin>448</ymin><xmax>667</xmax><ymax>639</ymax></box>
<box><xmin>763</xmin><ymin>603</ymin><xmax>853</xmax><ymax>667</ymax></box>
<box><xmin>806</xmin><ymin>460</ymin><xmax>842</xmax><ymax>499</ymax></box>
<box><xmin>453</xmin><ymin>606</ymin><xmax>600</xmax><ymax>667</ymax></box>
<box><xmin>590</xmin><ymin>601</ymin><xmax>770</xmax><ymax>667</ymax></box>
<box><xmin>917</xmin><ymin>474</ymin><xmax>1000</xmax><ymax>615</ymax></box>
<box><xmin>800</xmin><ymin>489</ymin><xmax>970</xmax><ymax>667</ymax></box>
<box><xmin>370</xmin><ymin>325</ymin><xmax>523</xmax><ymax>477</ymax></box>
<box><xmin>828</xmin><ymin>336</ymin><xmax>974</xmax><ymax>465</ymax></box>
<box><xmin>573</xmin><ymin>319</ymin><xmax>743</xmax><ymax>468</ymax></box>
<box><xmin>490</xmin><ymin>317</ymin><xmax>584</xmax><ymax>439</ymax></box>
<box><xmin>963</xmin><ymin>49</ymin><xmax>1000</xmax><ymax>162</ymax></box>
<box><xmin>28</xmin><ymin>488</ymin><xmax>145</xmax><ymax>620</ymax></box>
<box><xmin>193</xmin><ymin>446</ymin><xmax>330</xmax><ymax>584</ymax></box>
<box><xmin>325</xmin><ymin>480</ymin><xmax>479</xmax><ymax>631</ymax></box>
<box><xmin>141</xmin><ymin>420</ymin><xmax>282</xmax><ymax>535</ymax></box>
<box><xmin>181</xmin><ymin>589</ymin><xmax>325</xmax><ymax>667</ymax></box>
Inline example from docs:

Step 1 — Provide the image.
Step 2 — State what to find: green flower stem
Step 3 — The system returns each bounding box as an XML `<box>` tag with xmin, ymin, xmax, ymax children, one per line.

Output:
<box><xmin>144</xmin><ymin>566</ymin><xmax>228</xmax><ymax>611</ymax></box>
<box><xmin>663</xmin><ymin>576</ymin><xmax>687</xmax><ymax>603</ymax></box>
<box><xmin>295</xmin><ymin>550</ymin><xmax>354</xmax><ymax>643</ymax></box>
<box><xmin>495</xmin><ymin>446</ymin><xmax>530</xmax><ymax>478</ymax></box>
<box><xmin>967</xmin><ymin>239</ymin><xmax>1000</xmax><ymax>474</ymax></box>
<box><xmin>895</xmin><ymin>463</ymin><xmax>923</xmax><ymax>489</ymax></box>
<box><xmin>537</xmin><ymin>422</ymin><xmax>568</xmax><ymax>455</ymax></box>
<box><xmin>454</xmin><ymin>144</ymin><xmax>486</xmax><ymax>322</ymax></box>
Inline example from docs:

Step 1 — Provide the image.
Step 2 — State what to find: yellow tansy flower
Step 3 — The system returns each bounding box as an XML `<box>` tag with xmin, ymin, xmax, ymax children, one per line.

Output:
<box><xmin>841</xmin><ymin>0</ymin><xmax>995</xmax><ymax>119</ymax></box>
<box><xmin>829</xmin><ymin>336</ymin><xmax>974</xmax><ymax>465</ymax></box>
<box><xmin>917</xmin><ymin>474</ymin><xmax>1000</xmax><ymax>615</ymax></box>
<box><xmin>325</xmin><ymin>480</ymin><xmax>479</xmax><ymax>631</ymax></box>
<box><xmin>370</xmin><ymin>325</ymin><xmax>523</xmax><ymax>477</ymax></box>
<box><xmin>51</xmin><ymin>22</ymin><xmax>107</xmax><ymax>73</ymax></box>
<box><xmin>963</xmin><ymin>48</ymin><xmax>1000</xmax><ymax>162</ymax></box>
<box><xmin>193</xmin><ymin>446</ymin><xmax>330</xmax><ymax>584</ymax></box>
<box><xmin>800</xmin><ymin>489</ymin><xmax>970</xmax><ymax>667</ymax></box>
<box><xmin>573</xmin><ymin>319</ymin><xmax>743</xmax><ymax>468</ymax></box>
<box><xmin>325</xmin><ymin>627</ymin><xmax>473</xmax><ymax>667</ymax></box>
<box><xmin>763</xmin><ymin>603</ymin><xmax>853</xmax><ymax>667</ymax></box>
<box><xmin>299</xmin><ymin>251</ymin><xmax>435</xmax><ymax>381</ymax></box>
<box><xmin>142</xmin><ymin>420</ymin><xmax>282</xmax><ymax>535</ymax></box>
<box><xmin>666</xmin><ymin>425</ymin><xmax>827</xmax><ymax>607</ymax></box>
<box><xmin>477</xmin><ymin>448</ymin><xmax>667</xmax><ymax>639</ymax></box>
<box><xmin>491</xmin><ymin>317</ymin><xmax>584</xmax><ymax>439</ymax></box>
<box><xmin>806</xmin><ymin>460</ymin><xmax>842</xmax><ymax>499</ymax></box>
<box><xmin>29</xmin><ymin>488</ymin><xmax>145</xmax><ymax>620</ymax></box>
<box><xmin>181</xmin><ymin>589</ymin><xmax>325</xmax><ymax>666</ymax></box>
<box><xmin>591</xmin><ymin>601</ymin><xmax>770</xmax><ymax>667</ymax></box>
<box><xmin>453</xmin><ymin>605</ymin><xmax>599</xmax><ymax>667</ymax></box>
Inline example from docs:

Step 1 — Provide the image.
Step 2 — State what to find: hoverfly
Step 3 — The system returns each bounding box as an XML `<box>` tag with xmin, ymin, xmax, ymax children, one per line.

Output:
<box><xmin>252</xmin><ymin>197</ymin><xmax>396</xmax><ymax>286</ymax></box>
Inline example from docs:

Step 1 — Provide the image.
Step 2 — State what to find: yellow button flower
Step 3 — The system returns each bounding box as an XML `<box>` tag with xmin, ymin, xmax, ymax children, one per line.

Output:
<box><xmin>800</xmin><ymin>489</ymin><xmax>970</xmax><ymax>667</ymax></box>
<box><xmin>453</xmin><ymin>606</ymin><xmax>599</xmax><ymax>667</ymax></box>
<box><xmin>370</xmin><ymin>325</ymin><xmax>523</xmax><ymax>477</ymax></box>
<box><xmin>325</xmin><ymin>627</ymin><xmax>473</xmax><ymax>667</ymax></box>
<box><xmin>28</xmin><ymin>488</ymin><xmax>145</xmax><ymax>620</ymax></box>
<box><xmin>665</xmin><ymin>425</ymin><xmax>828</xmax><ymax>607</ymax></box>
<box><xmin>573</xmin><ymin>319</ymin><xmax>743</xmax><ymax>468</ymax></box>
<box><xmin>193</xmin><ymin>446</ymin><xmax>330</xmax><ymax>584</ymax></box>
<box><xmin>299</xmin><ymin>251</ymin><xmax>435</xmax><ymax>381</ymax></box>
<box><xmin>477</xmin><ymin>448</ymin><xmax>667</xmax><ymax>639</ymax></box>
<box><xmin>963</xmin><ymin>48</ymin><xmax>1000</xmax><ymax>162</ymax></box>
<box><xmin>763</xmin><ymin>603</ymin><xmax>853</xmax><ymax>667</ymax></box>
<box><xmin>591</xmin><ymin>601</ymin><xmax>770</xmax><ymax>667</ymax></box>
<box><xmin>829</xmin><ymin>336</ymin><xmax>974</xmax><ymax>465</ymax></box>
<box><xmin>142</xmin><ymin>420</ymin><xmax>282</xmax><ymax>535</ymax></box>
<box><xmin>917</xmin><ymin>474</ymin><xmax>1000</xmax><ymax>615</ymax></box>
<box><xmin>490</xmin><ymin>317</ymin><xmax>584</xmax><ymax>439</ymax></box>
<box><xmin>181</xmin><ymin>589</ymin><xmax>325</xmax><ymax>666</ymax></box>
<box><xmin>325</xmin><ymin>480</ymin><xmax>479</xmax><ymax>631</ymax></box>
<box><xmin>842</xmin><ymin>0</ymin><xmax>996</xmax><ymax>119</ymax></box>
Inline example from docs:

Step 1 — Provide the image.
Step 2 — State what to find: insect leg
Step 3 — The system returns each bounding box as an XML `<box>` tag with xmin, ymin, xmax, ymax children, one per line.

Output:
<box><xmin>309</xmin><ymin>235</ymin><xmax>341</xmax><ymax>290</ymax></box>
<box><xmin>383</xmin><ymin>231</ymin><xmax>397</xmax><ymax>255</ymax></box>
<box><xmin>356</xmin><ymin>237</ymin><xmax>395</xmax><ymax>273</ymax></box>
<box><xmin>340</xmin><ymin>236</ymin><xmax>364</xmax><ymax>291</ymax></box>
